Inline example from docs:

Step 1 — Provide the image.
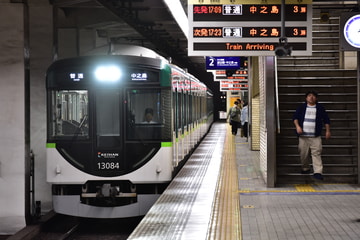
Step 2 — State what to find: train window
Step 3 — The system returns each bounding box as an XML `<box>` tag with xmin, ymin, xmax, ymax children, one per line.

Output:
<box><xmin>126</xmin><ymin>89</ymin><xmax>170</xmax><ymax>140</ymax></box>
<box><xmin>50</xmin><ymin>90</ymin><xmax>88</xmax><ymax>138</ymax></box>
<box><xmin>177</xmin><ymin>92</ymin><xmax>183</xmax><ymax>134</ymax></box>
<box><xmin>96</xmin><ymin>90</ymin><xmax>120</xmax><ymax>148</ymax></box>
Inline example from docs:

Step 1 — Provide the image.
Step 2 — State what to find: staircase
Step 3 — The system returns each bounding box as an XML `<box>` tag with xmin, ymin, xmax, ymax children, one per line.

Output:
<box><xmin>275</xmin><ymin>8</ymin><xmax>358</xmax><ymax>184</ymax></box>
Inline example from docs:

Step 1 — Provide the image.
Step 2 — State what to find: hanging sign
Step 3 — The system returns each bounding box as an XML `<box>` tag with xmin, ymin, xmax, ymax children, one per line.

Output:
<box><xmin>188</xmin><ymin>1</ymin><xmax>313</xmax><ymax>56</ymax></box>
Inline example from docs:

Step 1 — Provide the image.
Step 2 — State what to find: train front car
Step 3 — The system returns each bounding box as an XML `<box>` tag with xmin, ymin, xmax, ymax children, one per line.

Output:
<box><xmin>46</xmin><ymin>55</ymin><xmax>173</xmax><ymax>218</ymax></box>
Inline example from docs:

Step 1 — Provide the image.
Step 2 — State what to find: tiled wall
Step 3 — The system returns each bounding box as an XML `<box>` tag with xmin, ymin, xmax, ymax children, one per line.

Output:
<box><xmin>259</xmin><ymin>56</ymin><xmax>267</xmax><ymax>182</ymax></box>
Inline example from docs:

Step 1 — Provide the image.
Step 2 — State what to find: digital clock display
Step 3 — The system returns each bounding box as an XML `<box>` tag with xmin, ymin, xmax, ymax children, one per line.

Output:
<box><xmin>193</xmin><ymin>4</ymin><xmax>308</xmax><ymax>21</ymax></box>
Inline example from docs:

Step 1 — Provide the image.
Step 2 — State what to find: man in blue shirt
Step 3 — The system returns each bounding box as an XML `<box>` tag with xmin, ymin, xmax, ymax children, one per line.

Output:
<box><xmin>293</xmin><ymin>90</ymin><xmax>331</xmax><ymax>180</ymax></box>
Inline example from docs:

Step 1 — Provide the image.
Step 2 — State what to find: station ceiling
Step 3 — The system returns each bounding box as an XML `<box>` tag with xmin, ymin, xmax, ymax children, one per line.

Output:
<box><xmin>49</xmin><ymin>0</ymin><xmax>211</xmax><ymax>83</ymax></box>
<box><xmin>49</xmin><ymin>0</ymin><xmax>359</xmax><ymax>88</ymax></box>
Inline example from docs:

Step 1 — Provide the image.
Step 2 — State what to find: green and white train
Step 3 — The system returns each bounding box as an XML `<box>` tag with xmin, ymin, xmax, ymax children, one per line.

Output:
<box><xmin>46</xmin><ymin>46</ymin><xmax>213</xmax><ymax>218</ymax></box>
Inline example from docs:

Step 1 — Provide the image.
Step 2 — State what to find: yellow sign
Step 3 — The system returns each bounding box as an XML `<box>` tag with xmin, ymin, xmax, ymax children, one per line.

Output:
<box><xmin>188</xmin><ymin>0</ymin><xmax>312</xmax><ymax>4</ymax></box>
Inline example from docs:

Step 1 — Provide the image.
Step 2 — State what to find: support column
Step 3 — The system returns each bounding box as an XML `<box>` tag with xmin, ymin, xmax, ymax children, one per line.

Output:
<box><xmin>0</xmin><ymin>2</ymin><xmax>26</xmax><ymax>234</ymax></box>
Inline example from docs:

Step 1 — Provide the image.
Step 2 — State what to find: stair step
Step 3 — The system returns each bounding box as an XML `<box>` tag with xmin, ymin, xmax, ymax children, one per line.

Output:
<box><xmin>278</xmin><ymin>154</ymin><xmax>357</xmax><ymax>157</ymax></box>
<box><xmin>280</xmin><ymin>125</ymin><xmax>357</xmax><ymax>128</ymax></box>
<box><xmin>312</xmin><ymin>30</ymin><xmax>339</xmax><ymax>33</ymax></box>
<box><xmin>277</xmin><ymin>173</ymin><xmax>357</xmax><ymax>176</ymax></box>
<box><xmin>279</xmin><ymin>101</ymin><xmax>357</xmax><ymax>104</ymax></box>
<box><xmin>278</xmin><ymin>163</ymin><xmax>357</xmax><ymax>167</ymax></box>
<box><xmin>279</xmin><ymin>145</ymin><xmax>356</xmax><ymax>148</ymax></box>
<box><xmin>277</xmin><ymin>136</ymin><xmax>357</xmax><ymax>140</ymax></box>
<box><xmin>312</xmin><ymin>50</ymin><xmax>339</xmax><ymax>53</ymax></box>
<box><xmin>313</xmin><ymin>43</ymin><xmax>339</xmax><ymax>47</ymax></box>
<box><xmin>278</xmin><ymin>64</ymin><xmax>339</xmax><ymax>68</ymax></box>
<box><xmin>313</xmin><ymin>37</ymin><xmax>339</xmax><ymax>40</ymax></box>
<box><xmin>280</xmin><ymin>110</ymin><xmax>357</xmax><ymax>113</ymax></box>
<box><xmin>279</xmin><ymin>93</ymin><xmax>356</xmax><ymax>96</ymax></box>
<box><xmin>279</xmin><ymin>84</ymin><xmax>356</xmax><ymax>88</ymax></box>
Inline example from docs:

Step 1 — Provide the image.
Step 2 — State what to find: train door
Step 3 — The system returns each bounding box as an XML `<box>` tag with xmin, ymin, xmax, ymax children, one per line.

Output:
<box><xmin>94</xmin><ymin>89</ymin><xmax>123</xmax><ymax>174</ymax></box>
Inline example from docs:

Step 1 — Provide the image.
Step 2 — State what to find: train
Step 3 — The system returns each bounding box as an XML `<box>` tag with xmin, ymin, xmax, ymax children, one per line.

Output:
<box><xmin>46</xmin><ymin>45</ymin><xmax>213</xmax><ymax>218</ymax></box>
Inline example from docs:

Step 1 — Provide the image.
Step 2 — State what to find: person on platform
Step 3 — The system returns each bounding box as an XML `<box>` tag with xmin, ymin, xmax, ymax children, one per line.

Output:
<box><xmin>241</xmin><ymin>101</ymin><xmax>249</xmax><ymax>141</ymax></box>
<box><xmin>292</xmin><ymin>90</ymin><xmax>331</xmax><ymax>180</ymax></box>
<box><xmin>227</xmin><ymin>101</ymin><xmax>241</xmax><ymax>135</ymax></box>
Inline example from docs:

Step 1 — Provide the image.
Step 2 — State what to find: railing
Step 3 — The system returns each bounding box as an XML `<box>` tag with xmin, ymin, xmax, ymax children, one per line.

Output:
<box><xmin>274</xmin><ymin>56</ymin><xmax>280</xmax><ymax>134</ymax></box>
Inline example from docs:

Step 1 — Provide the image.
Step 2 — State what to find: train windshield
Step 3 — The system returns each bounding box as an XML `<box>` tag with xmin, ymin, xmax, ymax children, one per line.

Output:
<box><xmin>49</xmin><ymin>90</ymin><xmax>89</xmax><ymax>138</ymax></box>
<box><xmin>126</xmin><ymin>89</ymin><xmax>170</xmax><ymax>140</ymax></box>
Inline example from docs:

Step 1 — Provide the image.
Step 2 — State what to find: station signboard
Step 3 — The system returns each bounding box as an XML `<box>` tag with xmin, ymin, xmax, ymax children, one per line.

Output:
<box><xmin>220</xmin><ymin>80</ymin><xmax>249</xmax><ymax>91</ymax></box>
<box><xmin>213</xmin><ymin>69</ymin><xmax>248</xmax><ymax>81</ymax></box>
<box><xmin>188</xmin><ymin>0</ymin><xmax>313</xmax><ymax>56</ymax></box>
<box><xmin>206</xmin><ymin>56</ymin><xmax>241</xmax><ymax>69</ymax></box>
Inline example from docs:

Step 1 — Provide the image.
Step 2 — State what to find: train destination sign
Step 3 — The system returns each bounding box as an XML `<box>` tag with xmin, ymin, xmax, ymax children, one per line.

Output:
<box><xmin>188</xmin><ymin>2</ymin><xmax>313</xmax><ymax>56</ymax></box>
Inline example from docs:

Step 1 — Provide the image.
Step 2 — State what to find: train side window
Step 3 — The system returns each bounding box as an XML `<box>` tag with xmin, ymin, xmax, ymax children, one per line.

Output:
<box><xmin>50</xmin><ymin>90</ymin><xmax>88</xmax><ymax>138</ymax></box>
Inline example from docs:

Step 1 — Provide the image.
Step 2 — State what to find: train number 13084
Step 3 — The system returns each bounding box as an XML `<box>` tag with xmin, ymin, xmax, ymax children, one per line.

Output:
<box><xmin>97</xmin><ymin>162</ymin><xmax>120</xmax><ymax>170</ymax></box>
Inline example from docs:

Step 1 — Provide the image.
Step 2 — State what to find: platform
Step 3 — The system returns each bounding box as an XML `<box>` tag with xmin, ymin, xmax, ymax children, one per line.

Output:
<box><xmin>128</xmin><ymin>122</ymin><xmax>360</xmax><ymax>240</ymax></box>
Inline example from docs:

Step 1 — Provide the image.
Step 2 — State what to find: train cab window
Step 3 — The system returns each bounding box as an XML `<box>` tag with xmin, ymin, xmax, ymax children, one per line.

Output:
<box><xmin>49</xmin><ymin>90</ymin><xmax>89</xmax><ymax>138</ymax></box>
<box><xmin>126</xmin><ymin>89</ymin><xmax>170</xmax><ymax>140</ymax></box>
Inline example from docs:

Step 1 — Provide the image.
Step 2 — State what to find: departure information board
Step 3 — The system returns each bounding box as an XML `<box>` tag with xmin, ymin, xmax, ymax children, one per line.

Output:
<box><xmin>188</xmin><ymin>1</ymin><xmax>313</xmax><ymax>56</ymax></box>
<box><xmin>220</xmin><ymin>80</ymin><xmax>249</xmax><ymax>91</ymax></box>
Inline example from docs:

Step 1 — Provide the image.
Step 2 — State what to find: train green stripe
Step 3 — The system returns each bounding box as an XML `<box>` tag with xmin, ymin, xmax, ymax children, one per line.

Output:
<box><xmin>161</xmin><ymin>142</ymin><xmax>172</xmax><ymax>147</ymax></box>
<box><xmin>46</xmin><ymin>143</ymin><xmax>56</xmax><ymax>148</ymax></box>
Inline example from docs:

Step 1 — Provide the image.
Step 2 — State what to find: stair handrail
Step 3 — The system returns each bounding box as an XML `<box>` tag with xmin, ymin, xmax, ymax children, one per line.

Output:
<box><xmin>274</xmin><ymin>56</ymin><xmax>280</xmax><ymax>134</ymax></box>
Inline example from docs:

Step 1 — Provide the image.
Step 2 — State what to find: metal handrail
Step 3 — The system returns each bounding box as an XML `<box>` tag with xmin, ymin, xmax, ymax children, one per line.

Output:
<box><xmin>274</xmin><ymin>56</ymin><xmax>280</xmax><ymax>134</ymax></box>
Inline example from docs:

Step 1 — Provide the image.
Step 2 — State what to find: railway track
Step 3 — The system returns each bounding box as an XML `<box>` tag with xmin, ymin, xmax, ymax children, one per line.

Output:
<box><xmin>8</xmin><ymin>212</ymin><xmax>142</xmax><ymax>240</ymax></box>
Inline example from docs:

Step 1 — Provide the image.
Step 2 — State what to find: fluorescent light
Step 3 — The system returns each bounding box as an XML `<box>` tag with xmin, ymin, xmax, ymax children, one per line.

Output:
<box><xmin>163</xmin><ymin>0</ymin><xmax>188</xmax><ymax>38</ymax></box>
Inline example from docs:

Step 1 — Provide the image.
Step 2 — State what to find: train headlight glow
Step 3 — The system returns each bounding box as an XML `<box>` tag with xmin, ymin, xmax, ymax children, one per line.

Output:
<box><xmin>94</xmin><ymin>65</ymin><xmax>121</xmax><ymax>82</ymax></box>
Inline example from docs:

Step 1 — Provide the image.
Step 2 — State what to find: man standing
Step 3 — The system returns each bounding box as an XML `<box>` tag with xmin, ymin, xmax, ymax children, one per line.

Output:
<box><xmin>227</xmin><ymin>101</ymin><xmax>241</xmax><ymax>135</ymax></box>
<box><xmin>241</xmin><ymin>101</ymin><xmax>249</xmax><ymax>141</ymax></box>
<box><xmin>293</xmin><ymin>90</ymin><xmax>331</xmax><ymax>180</ymax></box>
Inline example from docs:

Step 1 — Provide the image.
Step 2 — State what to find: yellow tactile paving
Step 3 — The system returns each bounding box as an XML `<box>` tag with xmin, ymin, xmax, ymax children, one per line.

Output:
<box><xmin>295</xmin><ymin>184</ymin><xmax>316</xmax><ymax>192</ymax></box>
<box><xmin>238</xmin><ymin>183</ymin><xmax>360</xmax><ymax>194</ymax></box>
<box><xmin>208</xmin><ymin>126</ymin><xmax>242</xmax><ymax>240</ymax></box>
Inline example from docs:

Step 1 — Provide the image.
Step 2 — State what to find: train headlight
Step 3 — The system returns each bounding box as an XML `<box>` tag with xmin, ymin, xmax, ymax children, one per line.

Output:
<box><xmin>94</xmin><ymin>65</ymin><xmax>121</xmax><ymax>82</ymax></box>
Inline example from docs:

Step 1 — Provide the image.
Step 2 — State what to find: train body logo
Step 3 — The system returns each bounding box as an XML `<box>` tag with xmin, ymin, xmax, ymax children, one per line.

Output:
<box><xmin>97</xmin><ymin>152</ymin><xmax>119</xmax><ymax>159</ymax></box>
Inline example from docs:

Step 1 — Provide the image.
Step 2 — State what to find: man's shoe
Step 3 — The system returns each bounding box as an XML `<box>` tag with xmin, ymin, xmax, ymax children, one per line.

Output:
<box><xmin>301</xmin><ymin>169</ymin><xmax>311</xmax><ymax>174</ymax></box>
<box><xmin>313</xmin><ymin>173</ymin><xmax>323</xmax><ymax>180</ymax></box>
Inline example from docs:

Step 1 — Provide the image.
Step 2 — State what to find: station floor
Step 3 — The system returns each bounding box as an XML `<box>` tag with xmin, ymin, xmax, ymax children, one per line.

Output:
<box><xmin>236</xmin><ymin>127</ymin><xmax>360</xmax><ymax>240</ymax></box>
<box><xmin>129</xmin><ymin>122</ymin><xmax>360</xmax><ymax>240</ymax></box>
